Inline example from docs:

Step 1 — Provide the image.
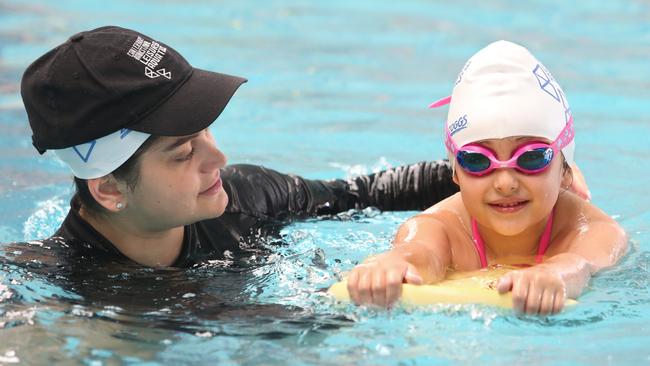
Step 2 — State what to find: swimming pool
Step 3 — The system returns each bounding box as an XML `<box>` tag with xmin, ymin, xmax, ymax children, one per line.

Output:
<box><xmin>1</xmin><ymin>0</ymin><xmax>649</xmax><ymax>364</ymax></box>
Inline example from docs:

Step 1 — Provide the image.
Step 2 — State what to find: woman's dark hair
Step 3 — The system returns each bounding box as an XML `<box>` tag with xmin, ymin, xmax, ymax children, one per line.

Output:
<box><xmin>74</xmin><ymin>135</ymin><xmax>160</xmax><ymax>216</ymax></box>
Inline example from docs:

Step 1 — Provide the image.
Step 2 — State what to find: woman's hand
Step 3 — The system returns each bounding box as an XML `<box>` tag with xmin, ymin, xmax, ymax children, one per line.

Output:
<box><xmin>497</xmin><ymin>267</ymin><xmax>568</xmax><ymax>315</ymax></box>
<box><xmin>346</xmin><ymin>253</ymin><xmax>423</xmax><ymax>308</ymax></box>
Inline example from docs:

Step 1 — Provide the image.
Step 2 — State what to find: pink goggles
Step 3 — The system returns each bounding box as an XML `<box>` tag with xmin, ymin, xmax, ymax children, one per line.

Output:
<box><xmin>430</xmin><ymin>96</ymin><xmax>575</xmax><ymax>176</ymax></box>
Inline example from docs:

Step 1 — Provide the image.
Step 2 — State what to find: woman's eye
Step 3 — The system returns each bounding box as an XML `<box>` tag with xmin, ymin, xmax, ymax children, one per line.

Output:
<box><xmin>177</xmin><ymin>148</ymin><xmax>195</xmax><ymax>161</ymax></box>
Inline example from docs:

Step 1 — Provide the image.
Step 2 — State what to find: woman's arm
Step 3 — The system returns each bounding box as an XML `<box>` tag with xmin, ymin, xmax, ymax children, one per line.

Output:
<box><xmin>221</xmin><ymin>161</ymin><xmax>458</xmax><ymax>220</ymax></box>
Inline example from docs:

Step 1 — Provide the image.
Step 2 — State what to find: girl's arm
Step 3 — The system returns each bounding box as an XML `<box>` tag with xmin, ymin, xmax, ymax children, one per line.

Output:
<box><xmin>346</xmin><ymin>214</ymin><xmax>452</xmax><ymax>307</ymax></box>
<box><xmin>498</xmin><ymin>197</ymin><xmax>628</xmax><ymax>315</ymax></box>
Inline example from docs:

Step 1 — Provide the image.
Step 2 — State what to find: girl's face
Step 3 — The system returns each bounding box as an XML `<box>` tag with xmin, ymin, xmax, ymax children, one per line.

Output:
<box><xmin>122</xmin><ymin>129</ymin><xmax>228</xmax><ymax>231</ymax></box>
<box><xmin>453</xmin><ymin>136</ymin><xmax>571</xmax><ymax>236</ymax></box>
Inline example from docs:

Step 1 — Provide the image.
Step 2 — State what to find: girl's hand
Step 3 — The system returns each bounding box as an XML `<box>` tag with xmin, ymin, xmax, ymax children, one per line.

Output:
<box><xmin>497</xmin><ymin>267</ymin><xmax>568</xmax><ymax>315</ymax></box>
<box><xmin>346</xmin><ymin>253</ymin><xmax>423</xmax><ymax>308</ymax></box>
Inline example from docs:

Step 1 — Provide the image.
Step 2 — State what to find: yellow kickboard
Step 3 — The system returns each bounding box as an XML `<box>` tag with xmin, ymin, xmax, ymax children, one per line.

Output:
<box><xmin>328</xmin><ymin>266</ymin><xmax>577</xmax><ymax>308</ymax></box>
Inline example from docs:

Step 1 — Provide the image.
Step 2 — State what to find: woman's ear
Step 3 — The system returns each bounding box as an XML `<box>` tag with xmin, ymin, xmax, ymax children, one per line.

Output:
<box><xmin>86</xmin><ymin>175</ymin><xmax>128</xmax><ymax>212</ymax></box>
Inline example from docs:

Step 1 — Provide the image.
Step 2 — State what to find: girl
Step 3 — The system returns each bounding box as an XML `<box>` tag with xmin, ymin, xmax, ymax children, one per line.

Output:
<box><xmin>346</xmin><ymin>40</ymin><xmax>627</xmax><ymax>315</ymax></box>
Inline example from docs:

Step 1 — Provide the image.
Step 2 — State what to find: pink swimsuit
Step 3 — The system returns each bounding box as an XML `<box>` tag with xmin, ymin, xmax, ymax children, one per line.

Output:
<box><xmin>471</xmin><ymin>209</ymin><xmax>554</xmax><ymax>268</ymax></box>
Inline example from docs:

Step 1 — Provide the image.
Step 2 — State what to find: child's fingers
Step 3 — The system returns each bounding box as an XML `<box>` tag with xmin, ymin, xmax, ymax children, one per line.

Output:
<box><xmin>510</xmin><ymin>274</ymin><xmax>530</xmax><ymax>314</ymax></box>
<box><xmin>538</xmin><ymin>288</ymin><xmax>556</xmax><ymax>316</ymax></box>
<box><xmin>346</xmin><ymin>262</ymin><xmax>412</xmax><ymax>307</ymax></box>
<box><xmin>371</xmin><ymin>271</ymin><xmax>387</xmax><ymax>307</ymax></box>
<box><xmin>552</xmin><ymin>289</ymin><xmax>566</xmax><ymax>314</ymax></box>
<box><xmin>524</xmin><ymin>281</ymin><xmax>543</xmax><ymax>315</ymax></box>
<box><xmin>497</xmin><ymin>273</ymin><xmax>514</xmax><ymax>294</ymax></box>
<box><xmin>385</xmin><ymin>270</ymin><xmax>404</xmax><ymax>307</ymax></box>
<box><xmin>347</xmin><ymin>270</ymin><xmax>361</xmax><ymax>305</ymax></box>
<box><xmin>404</xmin><ymin>264</ymin><xmax>423</xmax><ymax>285</ymax></box>
<box><xmin>357</xmin><ymin>271</ymin><xmax>373</xmax><ymax>305</ymax></box>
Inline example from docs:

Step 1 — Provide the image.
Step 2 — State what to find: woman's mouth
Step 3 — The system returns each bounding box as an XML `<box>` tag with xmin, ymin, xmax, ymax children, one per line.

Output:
<box><xmin>200</xmin><ymin>177</ymin><xmax>223</xmax><ymax>195</ymax></box>
<box><xmin>488</xmin><ymin>200</ymin><xmax>529</xmax><ymax>213</ymax></box>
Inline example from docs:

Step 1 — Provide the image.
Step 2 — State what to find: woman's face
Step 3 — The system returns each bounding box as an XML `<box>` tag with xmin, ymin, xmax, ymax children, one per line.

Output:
<box><xmin>454</xmin><ymin>136</ymin><xmax>570</xmax><ymax>236</ymax></box>
<box><xmin>122</xmin><ymin>129</ymin><xmax>228</xmax><ymax>231</ymax></box>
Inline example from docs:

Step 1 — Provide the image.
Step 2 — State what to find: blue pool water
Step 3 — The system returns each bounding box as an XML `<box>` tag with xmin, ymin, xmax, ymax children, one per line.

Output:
<box><xmin>1</xmin><ymin>0</ymin><xmax>650</xmax><ymax>364</ymax></box>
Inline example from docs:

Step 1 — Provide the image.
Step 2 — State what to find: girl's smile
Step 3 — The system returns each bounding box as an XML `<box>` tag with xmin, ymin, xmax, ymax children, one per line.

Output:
<box><xmin>488</xmin><ymin>199</ymin><xmax>530</xmax><ymax>214</ymax></box>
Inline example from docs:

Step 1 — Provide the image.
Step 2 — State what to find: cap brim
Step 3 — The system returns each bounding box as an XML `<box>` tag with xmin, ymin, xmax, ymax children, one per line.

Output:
<box><xmin>129</xmin><ymin>68</ymin><xmax>247</xmax><ymax>136</ymax></box>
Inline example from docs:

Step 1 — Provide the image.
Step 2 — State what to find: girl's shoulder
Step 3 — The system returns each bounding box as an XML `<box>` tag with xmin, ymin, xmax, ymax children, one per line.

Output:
<box><xmin>420</xmin><ymin>192</ymin><xmax>469</xmax><ymax>226</ymax></box>
<box><xmin>549</xmin><ymin>191</ymin><xmax>627</xmax><ymax>268</ymax></box>
<box><xmin>418</xmin><ymin>193</ymin><xmax>473</xmax><ymax>243</ymax></box>
<box><xmin>555</xmin><ymin>191</ymin><xmax>614</xmax><ymax>227</ymax></box>
<box><xmin>549</xmin><ymin>191</ymin><xmax>623</xmax><ymax>250</ymax></box>
<box><xmin>423</xmin><ymin>192</ymin><xmax>466</xmax><ymax>215</ymax></box>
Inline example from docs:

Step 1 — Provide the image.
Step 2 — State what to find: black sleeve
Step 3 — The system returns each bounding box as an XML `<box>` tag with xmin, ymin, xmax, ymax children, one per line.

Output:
<box><xmin>345</xmin><ymin>159</ymin><xmax>458</xmax><ymax>211</ymax></box>
<box><xmin>220</xmin><ymin>160</ymin><xmax>457</xmax><ymax>221</ymax></box>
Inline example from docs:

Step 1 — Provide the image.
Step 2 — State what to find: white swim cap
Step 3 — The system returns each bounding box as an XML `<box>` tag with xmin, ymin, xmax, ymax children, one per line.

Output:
<box><xmin>53</xmin><ymin>129</ymin><xmax>150</xmax><ymax>179</ymax></box>
<box><xmin>430</xmin><ymin>40</ymin><xmax>574</xmax><ymax>165</ymax></box>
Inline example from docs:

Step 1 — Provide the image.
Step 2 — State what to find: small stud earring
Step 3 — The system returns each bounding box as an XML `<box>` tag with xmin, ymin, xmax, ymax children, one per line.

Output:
<box><xmin>116</xmin><ymin>202</ymin><xmax>124</xmax><ymax>210</ymax></box>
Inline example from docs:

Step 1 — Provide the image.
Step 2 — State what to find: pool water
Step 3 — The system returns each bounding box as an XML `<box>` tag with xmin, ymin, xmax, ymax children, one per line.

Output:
<box><xmin>1</xmin><ymin>0</ymin><xmax>650</xmax><ymax>365</ymax></box>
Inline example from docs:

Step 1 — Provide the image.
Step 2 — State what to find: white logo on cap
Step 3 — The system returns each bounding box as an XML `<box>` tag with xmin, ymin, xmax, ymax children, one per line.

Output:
<box><xmin>144</xmin><ymin>67</ymin><xmax>172</xmax><ymax>79</ymax></box>
<box><xmin>532</xmin><ymin>64</ymin><xmax>571</xmax><ymax>123</ymax></box>
<box><xmin>127</xmin><ymin>36</ymin><xmax>172</xmax><ymax>80</ymax></box>
<box><xmin>449</xmin><ymin>114</ymin><xmax>468</xmax><ymax>136</ymax></box>
<box><xmin>455</xmin><ymin>60</ymin><xmax>472</xmax><ymax>85</ymax></box>
<box><xmin>53</xmin><ymin>129</ymin><xmax>151</xmax><ymax>179</ymax></box>
<box><xmin>73</xmin><ymin>140</ymin><xmax>97</xmax><ymax>163</ymax></box>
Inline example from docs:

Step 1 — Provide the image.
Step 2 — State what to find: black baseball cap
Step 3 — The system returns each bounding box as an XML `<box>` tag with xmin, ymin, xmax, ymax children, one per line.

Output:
<box><xmin>21</xmin><ymin>25</ymin><xmax>247</xmax><ymax>154</ymax></box>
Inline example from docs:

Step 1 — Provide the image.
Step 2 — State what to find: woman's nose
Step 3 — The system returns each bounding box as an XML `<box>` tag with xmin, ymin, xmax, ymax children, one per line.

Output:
<box><xmin>200</xmin><ymin>132</ymin><xmax>227</xmax><ymax>172</ymax></box>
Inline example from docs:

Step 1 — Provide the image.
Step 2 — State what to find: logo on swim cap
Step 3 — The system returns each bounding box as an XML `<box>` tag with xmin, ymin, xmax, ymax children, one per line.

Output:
<box><xmin>431</xmin><ymin>40</ymin><xmax>576</xmax><ymax>166</ymax></box>
<box><xmin>532</xmin><ymin>64</ymin><xmax>571</xmax><ymax>124</ymax></box>
<box><xmin>449</xmin><ymin>114</ymin><xmax>468</xmax><ymax>136</ymax></box>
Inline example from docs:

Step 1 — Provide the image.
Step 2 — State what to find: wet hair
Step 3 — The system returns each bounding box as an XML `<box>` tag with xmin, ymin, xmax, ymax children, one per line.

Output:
<box><xmin>74</xmin><ymin>135</ymin><xmax>160</xmax><ymax>216</ymax></box>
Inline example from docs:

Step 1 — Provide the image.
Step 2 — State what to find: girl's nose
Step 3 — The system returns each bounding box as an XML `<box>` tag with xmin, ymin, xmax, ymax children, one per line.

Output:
<box><xmin>492</xmin><ymin>168</ymin><xmax>519</xmax><ymax>194</ymax></box>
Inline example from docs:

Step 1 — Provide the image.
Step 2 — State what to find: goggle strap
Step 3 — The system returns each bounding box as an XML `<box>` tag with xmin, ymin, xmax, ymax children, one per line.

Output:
<box><xmin>428</xmin><ymin>95</ymin><xmax>452</xmax><ymax>109</ymax></box>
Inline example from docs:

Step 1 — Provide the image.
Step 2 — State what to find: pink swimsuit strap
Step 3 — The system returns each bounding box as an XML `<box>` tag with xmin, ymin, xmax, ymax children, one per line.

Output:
<box><xmin>471</xmin><ymin>208</ymin><xmax>555</xmax><ymax>268</ymax></box>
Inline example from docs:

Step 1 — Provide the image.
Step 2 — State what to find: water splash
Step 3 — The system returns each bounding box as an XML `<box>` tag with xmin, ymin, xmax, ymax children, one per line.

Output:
<box><xmin>22</xmin><ymin>196</ymin><xmax>68</xmax><ymax>240</ymax></box>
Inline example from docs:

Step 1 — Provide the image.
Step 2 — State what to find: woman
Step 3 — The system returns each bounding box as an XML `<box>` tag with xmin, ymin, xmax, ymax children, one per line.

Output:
<box><xmin>8</xmin><ymin>25</ymin><xmax>459</xmax><ymax>268</ymax></box>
